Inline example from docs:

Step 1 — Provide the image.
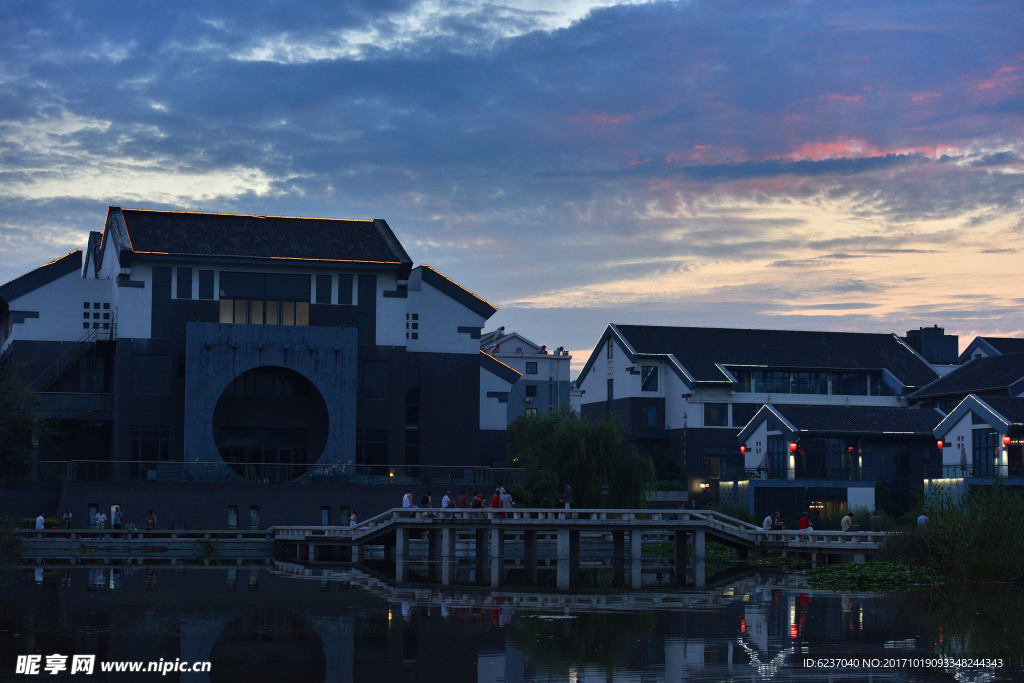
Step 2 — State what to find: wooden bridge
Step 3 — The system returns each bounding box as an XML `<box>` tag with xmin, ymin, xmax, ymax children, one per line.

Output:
<box><xmin>274</xmin><ymin>508</ymin><xmax>891</xmax><ymax>589</ymax></box>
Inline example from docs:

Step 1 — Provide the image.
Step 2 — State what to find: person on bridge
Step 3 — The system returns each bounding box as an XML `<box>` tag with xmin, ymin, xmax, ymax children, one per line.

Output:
<box><xmin>870</xmin><ymin>510</ymin><xmax>883</xmax><ymax>532</ymax></box>
<box><xmin>841</xmin><ymin>511</ymin><xmax>859</xmax><ymax>532</ymax></box>
<box><xmin>762</xmin><ymin>513</ymin><xmax>773</xmax><ymax>530</ymax></box>
<box><xmin>799</xmin><ymin>512</ymin><xmax>812</xmax><ymax>531</ymax></box>
<box><xmin>772</xmin><ymin>512</ymin><xmax>786</xmax><ymax>530</ymax></box>
<box><xmin>350</xmin><ymin>510</ymin><xmax>357</xmax><ymax>527</ymax></box>
<box><xmin>559</xmin><ymin>482</ymin><xmax>573</xmax><ymax>509</ymax></box>
<box><xmin>457</xmin><ymin>491</ymin><xmax>468</xmax><ymax>508</ymax></box>
<box><xmin>402</xmin><ymin>490</ymin><xmax>415</xmax><ymax>508</ymax></box>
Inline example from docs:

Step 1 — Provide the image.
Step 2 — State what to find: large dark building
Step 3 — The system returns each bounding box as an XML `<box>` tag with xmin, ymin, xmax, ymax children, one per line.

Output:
<box><xmin>0</xmin><ymin>208</ymin><xmax>519</xmax><ymax>526</ymax></box>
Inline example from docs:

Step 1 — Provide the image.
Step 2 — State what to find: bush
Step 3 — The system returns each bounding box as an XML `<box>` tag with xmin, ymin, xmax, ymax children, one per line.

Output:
<box><xmin>20</xmin><ymin>517</ymin><xmax>59</xmax><ymax>529</ymax></box>
<box><xmin>882</xmin><ymin>480</ymin><xmax>1024</xmax><ymax>582</ymax></box>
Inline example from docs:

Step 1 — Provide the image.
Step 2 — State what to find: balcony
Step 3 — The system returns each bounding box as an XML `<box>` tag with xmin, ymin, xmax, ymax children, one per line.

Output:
<box><xmin>933</xmin><ymin>464</ymin><xmax>1022</xmax><ymax>479</ymax></box>
<box><xmin>721</xmin><ymin>467</ymin><xmax>877</xmax><ymax>482</ymax></box>
<box><xmin>37</xmin><ymin>393</ymin><xmax>114</xmax><ymax>420</ymax></box>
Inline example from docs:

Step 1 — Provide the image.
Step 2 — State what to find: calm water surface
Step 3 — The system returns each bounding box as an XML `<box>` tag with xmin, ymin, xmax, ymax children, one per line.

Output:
<box><xmin>1</xmin><ymin>563</ymin><xmax>1021</xmax><ymax>682</ymax></box>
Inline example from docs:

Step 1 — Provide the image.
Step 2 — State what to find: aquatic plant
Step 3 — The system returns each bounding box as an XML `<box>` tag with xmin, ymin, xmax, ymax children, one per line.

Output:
<box><xmin>800</xmin><ymin>561</ymin><xmax>945</xmax><ymax>592</ymax></box>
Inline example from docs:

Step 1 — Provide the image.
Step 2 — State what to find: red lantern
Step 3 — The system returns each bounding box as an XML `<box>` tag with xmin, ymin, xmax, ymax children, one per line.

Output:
<box><xmin>1004</xmin><ymin>435</ymin><xmax>1012</xmax><ymax>446</ymax></box>
<box><xmin>740</xmin><ymin>445</ymin><xmax>746</xmax><ymax>455</ymax></box>
<box><xmin>937</xmin><ymin>440</ymin><xmax>943</xmax><ymax>450</ymax></box>
<box><xmin>789</xmin><ymin>441</ymin><xmax>798</xmax><ymax>453</ymax></box>
<box><xmin>848</xmin><ymin>446</ymin><xmax>855</xmax><ymax>453</ymax></box>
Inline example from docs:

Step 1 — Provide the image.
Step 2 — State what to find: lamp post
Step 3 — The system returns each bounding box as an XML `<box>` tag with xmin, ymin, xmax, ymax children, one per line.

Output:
<box><xmin>600</xmin><ymin>484</ymin><xmax>610</xmax><ymax>508</ymax></box>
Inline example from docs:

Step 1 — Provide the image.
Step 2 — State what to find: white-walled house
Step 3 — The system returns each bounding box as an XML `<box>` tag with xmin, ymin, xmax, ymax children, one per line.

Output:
<box><xmin>574</xmin><ymin>324</ymin><xmax>939</xmax><ymax>502</ymax></box>
<box><xmin>480</xmin><ymin>328</ymin><xmax>572</xmax><ymax>424</ymax></box>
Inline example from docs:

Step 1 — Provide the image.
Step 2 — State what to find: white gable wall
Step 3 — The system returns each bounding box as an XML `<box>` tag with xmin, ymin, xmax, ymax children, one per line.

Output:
<box><xmin>4</xmin><ymin>270</ymin><xmax>112</xmax><ymax>348</ymax></box>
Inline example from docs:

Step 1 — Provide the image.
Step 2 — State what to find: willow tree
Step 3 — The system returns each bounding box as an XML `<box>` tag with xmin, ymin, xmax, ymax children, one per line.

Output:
<box><xmin>0</xmin><ymin>371</ymin><xmax>45</xmax><ymax>480</ymax></box>
<box><xmin>508</xmin><ymin>405</ymin><xmax>656</xmax><ymax>509</ymax></box>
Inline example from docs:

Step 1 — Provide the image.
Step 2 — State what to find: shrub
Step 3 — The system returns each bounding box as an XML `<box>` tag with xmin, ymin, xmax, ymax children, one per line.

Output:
<box><xmin>20</xmin><ymin>517</ymin><xmax>59</xmax><ymax>529</ymax></box>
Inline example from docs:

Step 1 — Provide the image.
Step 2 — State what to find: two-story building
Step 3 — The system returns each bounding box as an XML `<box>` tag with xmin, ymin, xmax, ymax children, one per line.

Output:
<box><xmin>573</xmin><ymin>324</ymin><xmax>940</xmax><ymax>499</ymax></box>
<box><xmin>479</xmin><ymin>328</ymin><xmax>572</xmax><ymax>427</ymax></box>
<box><xmin>909</xmin><ymin>352</ymin><xmax>1024</xmax><ymax>413</ymax></box>
<box><xmin>0</xmin><ymin>207</ymin><xmax>519</xmax><ymax>526</ymax></box>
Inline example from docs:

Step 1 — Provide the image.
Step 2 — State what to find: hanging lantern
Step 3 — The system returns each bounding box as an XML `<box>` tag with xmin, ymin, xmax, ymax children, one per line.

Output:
<box><xmin>937</xmin><ymin>440</ymin><xmax>944</xmax><ymax>450</ymax></box>
<box><xmin>740</xmin><ymin>445</ymin><xmax>746</xmax><ymax>455</ymax></box>
<box><xmin>848</xmin><ymin>446</ymin><xmax>855</xmax><ymax>453</ymax></box>
<box><xmin>789</xmin><ymin>441</ymin><xmax>798</xmax><ymax>453</ymax></box>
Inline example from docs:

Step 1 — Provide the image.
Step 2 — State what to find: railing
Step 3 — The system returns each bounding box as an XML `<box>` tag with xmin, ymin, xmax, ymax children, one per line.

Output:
<box><xmin>17</xmin><ymin>528</ymin><xmax>272</xmax><ymax>540</ymax></box>
<box><xmin>722</xmin><ymin>467</ymin><xmax>878</xmax><ymax>482</ymax></box>
<box><xmin>37</xmin><ymin>392</ymin><xmax>114</xmax><ymax>417</ymax></box>
<box><xmin>933</xmin><ymin>464</ymin><xmax>1018</xmax><ymax>479</ymax></box>
<box><xmin>756</xmin><ymin>529</ymin><xmax>890</xmax><ymax>547</ymax></box>
<box><xmin>12</xmin><ymin>460</ymin><xmax>524</xmax><ymax>486</ymax></box>
<box><xmin>28</xmin><ymin>325</ymin><xmax>111</xmax><ymax>392</ymax></box>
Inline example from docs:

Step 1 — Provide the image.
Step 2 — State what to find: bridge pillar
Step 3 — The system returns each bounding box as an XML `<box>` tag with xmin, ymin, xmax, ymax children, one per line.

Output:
<box><xmin>395</xmin><ymin>528</ymin><xmax>409</xmax><ymax>583</ymax></box>
<box><xmin>692</xmin><ymin>529</ymin><xmax>706</xmax><ymax>588</ymax></box>
<box><xmin>674</xmin><ymin>530</ymin><xmax>687</xmax><ymax>581</ymax></box>
<box><xmin>490</xmin><ymin>529</ymin><xmax>505</xmax><ymax>588</ymax></box>
<box><xmin>474</xmin><ymin>529</ymin><xmax>488</xmax><ymax>585</ymax></box>
<box><xmin>427</xmin><ymin>529</ymin><xmax>441</xmax><ymax>580</ymax></box>
<box><xmin>629</xmin><ymin>529</ymin><xmax>642</xmax><ymax>589</ymax></box>
<box><xmin>524</xmin><ymin>531</ymin><xmax>538</xmax><ymax>585</ymax></box>
<box><xmin>556</xmin><ymin>530</ymin><xmax>571</xmax><ymax>590</ymax></box>
<box><xmin>613</xmin><ymin>531</ymin><xmax>625</xmax><ymax>586</ymax></box>
<box><xmin>355</xmin><ymin>544</ymin><xmax>365</xmax><ymax>564</ymax></box>
<box><xmin>811</xmin><ymin>552</ymin><xmax>822</xmax><ymax>567</ymax></box>
<box><xmin>440</xmin><ymin>527</ymin><xmax>458</xmax><ymax>585</ymax></box>
<box><xmin>569</xmin><ymin>531</ymin><xmax>580</xmax><ymax>584</ymax></box>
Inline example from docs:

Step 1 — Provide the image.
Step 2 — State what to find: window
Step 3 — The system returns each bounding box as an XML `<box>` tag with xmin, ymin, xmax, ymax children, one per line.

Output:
<box><xmin>767</xmin><ymin>434</ymin><xmax>788</xmax><ymax>476</ymax></box>
<box><xmin>219</xmin><ymin>299</ymin><xmax>309</xmax><ymax>326</ymax></box>
<box><xmin>249</xmin><ymin>506</ymin><xmax>260</xmax><ymax>529</ymax></box>
<box><xmin>525</xmin><ymin>408</ymin><xmax>538</xmax><ymax>417</ymax></box>
<box><xmin>176</xmin><ymin>268</ymin><xmax>192</xmax><ymax>299</ymax></box>
<box><xmin>199</xmin><ymin>270</ymin><xmax>214</xmax><ymax>300</ymax></box>
<box><xmin>130</xmin><ymin>427</ymin><xmax>171</xmax><ymax>467</ymax></box>
<box><xmin>356</xmin><ymin>430</ymin><xmax>389</xmax><ymax>466</ymax></box>
<box><xmin>973</xmin><ymin>428</ymin><xmax>999</xmax><ymax>476</ymax></box>
<box><xmin>607</xmin><ymin>379</ymin><xmax>613</xmax><ymax>412</ymax></box>
<box><xmin>832</xmin><ymin>373</ymin><xmax>868</xmax><ymax>396</ymax></box>
<box><xmin>227</xmin><ymin>506</ymin><xmax>238</xmax><ymax>529</ymax></box>
<box><xmin>357</xmin><ymin>360</ymin><xmax>390</xmax><ymax>399</ymax></box>
<box><xmin>732</xmin><ymin>403</ymin><xmax>759</xmax><ymax>427</ymax></box>
<box><xmin>132</xmin><ymin>355</ymin><xmax>172</xmax><ymax>395</ymax></box>
<box><xmin>704</xmin><ymin>403</ymin><xmax>729</xmax><ymax>427</ymax></box>
<box><xmin>754</xmin><ymin>370</ymin><xmax>790</xmax><ymax>393</ymax></box>
<box><xmin>641</xmin><ymin>366</ymin><xmax>658</xmax><ymax>391</ymax></box>
<box><xmin>525</xmin><ymin>384</ymin><xmax>538</xmax><ymax>398</ymax></box>
<box><xmin>525</xmin><ymin>362</ymin><xmax>538</xmax><ymax>375</ymax></box>
<box><xmin>321</xmin><ymin>506</ymin><xmax>331</xmax><ymax>525</ymax></box>
<box><xmin>316</xmin><ymin>275</ymin><xmax>332</xmax><ymax>304</ymax></box>
<box><xmin>607</xmin><ymin>340</ymin><xmax>613</xmax><ymax>358</ymax></box>
<box><xmin>791</xmin><ymin>372</ymin><xmax>827</xmax><ymax>395</ymax></box>
<box><xmin>640</xmin><ymin>403</ymin><xmax>660</xmax><ymax>427</ymax></box>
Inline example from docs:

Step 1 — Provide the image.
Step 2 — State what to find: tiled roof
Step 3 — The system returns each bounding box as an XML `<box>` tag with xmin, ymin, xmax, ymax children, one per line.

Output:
<box><xmin>910</xmin><ymin>352</ymin><xmax>1024</xmax><ymax>400</ymax></box>
<box><xmin>117</xmin><ymin>208</ymin><xmax>411</xmax><ymax>266</ymax></box>
<box><xmin>0</xmin><ymin>251</ymin><xmax>82</xmax><ymax>304</ymax></box>
<box><xmin>984</xmin><ymin>337</ymin><xmax>1024</xmax><ymax>355</ymax></box>
<box><xmin>972</xmin><ymin>396</ymin><xmax>1024</xmax><ymax>424</ymax></box>
<box><xmin>773</xmin><ymin>404</ymin><xmax>944</xmax><ymax>435</ymax></box>
<box><xmin>613</xmin><ymin>324</ymin><xmax>938</xmax><ymax>388</ymax></box>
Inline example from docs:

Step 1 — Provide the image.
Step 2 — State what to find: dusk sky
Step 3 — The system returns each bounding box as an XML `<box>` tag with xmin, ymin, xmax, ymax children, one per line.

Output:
<box><xmin>2</xmin><ymin>0</ymin><xmax>1022</xmax><ymax>372</ymax></box>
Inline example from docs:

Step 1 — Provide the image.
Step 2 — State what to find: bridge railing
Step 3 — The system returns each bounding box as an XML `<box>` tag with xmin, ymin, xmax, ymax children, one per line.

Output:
<box><xmin>17</xmin><ymin>528</ymin><xmax>273</xmax><ymax>541</ymax></box>
<box><xmin>755</xmin><ymin>529</ymin><xmax>891</xmax><ymax>546</ymax></box>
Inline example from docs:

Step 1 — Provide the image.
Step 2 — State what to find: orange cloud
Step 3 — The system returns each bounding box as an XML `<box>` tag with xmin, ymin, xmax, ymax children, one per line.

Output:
<box><xmin>788</xmin><ymin>139</ymin><xmax>957</xmax><ymax>161</ymax></box>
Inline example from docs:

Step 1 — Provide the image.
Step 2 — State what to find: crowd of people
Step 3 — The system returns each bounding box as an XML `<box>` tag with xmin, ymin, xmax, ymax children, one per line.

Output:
<box><xmin>401</xmin><ymin>483</ymin><xmax>520</xmax><ymax>517</ymax></box>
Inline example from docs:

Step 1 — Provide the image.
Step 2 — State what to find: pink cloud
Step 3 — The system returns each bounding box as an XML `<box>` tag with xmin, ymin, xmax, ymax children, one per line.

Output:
<box><xmin>569</xmin><ymin>111</ymin><xmax>635</xmax><ymax>126</ymax></box>
<box><xmin>820</xmin><ymin>93</ymin><xmax>863</xmax><ymax>103</ymax></box>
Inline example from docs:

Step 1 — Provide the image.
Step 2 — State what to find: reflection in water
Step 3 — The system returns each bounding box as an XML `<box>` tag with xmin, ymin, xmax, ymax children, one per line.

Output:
<box><xmin>0</xmin><ymin>562</ymin><xmax>1021</xmax><ymax>682</ymax></box>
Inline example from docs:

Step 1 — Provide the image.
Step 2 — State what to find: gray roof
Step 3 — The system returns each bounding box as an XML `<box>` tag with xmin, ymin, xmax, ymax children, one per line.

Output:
<box><xmin>771</xmin><ymin>404</ymin><xmax>944</xmax><ymax>435</ymax></box>
<box><xmin>112</xmin><ymin>208</ymin><xmax>412</xmax><ymax>270</ymax></box>
<box><xmin>0</xmin><ymin>250</ymin><xmax>82</xmax><ymax>305</ymax></box>
<box><xmin>579</xmin><ymin>324</ymin><xmax>938</xmax><ymax>389</ymax></box>
<box><xmin>910</xmin><ymin>352</ymin><xmax>1024</xmax><ymax>401</ymax></box>
<box><xmin>974</xmin><ymin>396</ymin><xmax>1024</xmax><ymax>424</ymax></box>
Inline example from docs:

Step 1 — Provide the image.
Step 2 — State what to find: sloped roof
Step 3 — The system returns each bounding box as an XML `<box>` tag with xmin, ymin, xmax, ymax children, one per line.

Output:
<box><xmin>772</xmin><ymin>404</ymin><xmax>944</xmax><ymax>435</ymax></box>
<box><xmin>910</xmin><ymin>352</ymin><xmax>1024</xmax><ymax>401</ymax></box>
<box><xmin>979</xmin><ymin>396</ymin><xmax>1024</xmax><ymax>424</ymax></box>
<box><xmin>115</xmin><ymin>208</ymin><xmax>412</xmax><ymax>268</ymax></box>
<box><xmin>934</xmin><ymin>394</ymin><xmax>1024</xmax><ymax>438</ymax></box>
<box><xmin>596</xmin><ymin>324</ymin><xmax>937</xmax><ymax>388</ymax></box>
<box><xmin>0</xmin><ymin>251</ymin><xmax>82</xmax><ymax>304</ymax></box>
<box><xmin>983</xmin><ymin>337</ymin><xmax>1024</xmax><ymax>355</ymax></box>
<box><xmin>480</xmin><ymin>350</ymin><xmax>522</xmax><ymax>384</ymax></box>
<box><xmin>418</xmin><ymin>265</ymin><xmax>496</xmax><ymax>319</ymax></box>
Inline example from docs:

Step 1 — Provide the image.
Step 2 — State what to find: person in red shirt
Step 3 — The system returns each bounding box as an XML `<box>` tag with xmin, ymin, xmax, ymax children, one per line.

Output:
<box><xmin>491</xmin><ymin>489</ymin><xmax>503</xmax><ymax>518</ymax></box>
<box><xmin>799</xmin><ymin>512</ymin><xmax>812</xmax><ymax>530</ymax></box>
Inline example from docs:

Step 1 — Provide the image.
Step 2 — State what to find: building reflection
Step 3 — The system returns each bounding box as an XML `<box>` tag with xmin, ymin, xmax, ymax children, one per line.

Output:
<box><xmin>0</xmin><ymin>562</ymin><xmax>1016</xmax><ymax>682</ymax></box>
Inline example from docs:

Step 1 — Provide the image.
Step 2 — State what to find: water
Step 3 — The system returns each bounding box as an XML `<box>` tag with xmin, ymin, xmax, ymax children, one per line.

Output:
<box><xmin>1</xmin><ymin>562</ymin><xmax>1021</xmax><ymax>682</ymax></box>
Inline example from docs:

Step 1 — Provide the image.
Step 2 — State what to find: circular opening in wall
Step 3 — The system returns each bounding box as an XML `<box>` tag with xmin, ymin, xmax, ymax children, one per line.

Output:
<box><xmin>213</xmin><ymin>366</ymin><xmax>329</xmax><ymax>482</ymax></box>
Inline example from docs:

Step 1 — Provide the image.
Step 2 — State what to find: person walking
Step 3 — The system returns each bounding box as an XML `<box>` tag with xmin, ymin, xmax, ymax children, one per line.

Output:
<box><xmin>349</xmin><ymin>510</ymin><xmax>357</xmax><ymax>527</ymax></box>
<box><xmin>559</xmin><ymin>482</ymin><xmax>573</xmax><ymax>510</ymax></box>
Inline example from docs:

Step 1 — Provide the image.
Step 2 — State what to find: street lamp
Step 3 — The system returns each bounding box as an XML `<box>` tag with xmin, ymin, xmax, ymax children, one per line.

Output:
<box><xmin>600</xmin><ymin>484</ymin><xmax>610</xmax><ymax>508</ymax></box>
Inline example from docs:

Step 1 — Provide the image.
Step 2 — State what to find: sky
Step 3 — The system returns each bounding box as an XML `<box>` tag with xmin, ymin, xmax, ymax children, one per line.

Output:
<box><xmin>1</xmin><ymin>0</ymin><xmax>1022</xmax><ymax>374</ymax></box>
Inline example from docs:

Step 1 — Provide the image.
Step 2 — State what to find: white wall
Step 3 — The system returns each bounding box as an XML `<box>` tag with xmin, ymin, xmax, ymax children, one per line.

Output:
<box><xmin>847</xmin><ymin>487</ymin><xmax>875</xmax><ymax>512</ymax></box>
<box><xmin>742</xmin><ymin>421</ymin><xmax>770</xmax><ymax>470</ymax></box>
<box><xmin>405</xmin><ymin>277</ymin><xmax>487</xmax><ymax>354</ymax></box>
<box><xmin>942</xmin><ymin>413</ymin><xmax>973</xmax><ymax>466</ymax></box>
<box><xmin>480</xmin><ymin>368</ymin><xmax>513</xmax><ymax>430</ymax></box>
<box><xmin>4</xmin><ymin>269</ymin><xmax>113</xmax><ymax>347</ymax></box>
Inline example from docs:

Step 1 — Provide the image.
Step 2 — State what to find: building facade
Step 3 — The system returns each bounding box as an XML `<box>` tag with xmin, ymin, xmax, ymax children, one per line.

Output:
<box><xmin>479</xmin><ymin>328</ymin><xmax>572</xmax><ymax>425</ymax></box>
<box><xmin>0</xmin><ymin>208</ymin><xmax>519</xmax><ymax>525</ymax></box>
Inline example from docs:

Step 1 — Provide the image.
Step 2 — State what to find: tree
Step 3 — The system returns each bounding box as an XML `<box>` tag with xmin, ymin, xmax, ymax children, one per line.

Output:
<box><xmin>508</xmin><ymin>405</ymin><xmax>656</xmax><ymax>508</ymax></box>
<box><xmin>0</xmin><ymin>371</ymin><xmax>47</xmax><ymax>479</ymax></box>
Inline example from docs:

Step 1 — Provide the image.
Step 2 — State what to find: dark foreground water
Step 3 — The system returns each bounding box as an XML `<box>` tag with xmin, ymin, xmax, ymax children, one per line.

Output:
<box><xmin>1</xmin><ymin>562</ymin><xmax>1021</xmax><ymax>682</ymax></box>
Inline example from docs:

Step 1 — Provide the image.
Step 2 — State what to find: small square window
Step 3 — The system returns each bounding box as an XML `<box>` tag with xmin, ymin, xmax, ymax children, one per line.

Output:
<box><xmin>93</xmin><ymin>323</ymin><xmax>99</xmax><ymax>329</ymax></box>
<box><xmin>83</xmin><ymin>323</ymin><xmax>90</xmax><ymax>329</ymax></box>
<box><xmin>102</xmin><ymin>323</ymin><xmax>109</xmax><ymax>329</ymax></box>
<box><xmin>525</xmin><ymin>385</ymin><xmax>538</xmax><ymax>398</ymax></box>
<box><xmin>406</xmin><ymin>323</ymin><xmax>409</xmax><ymax>329</ymax></box>
<box><xmin>83</xmin><ymin>312</ymin><xmax>90</xmax><ymax>319</ymax></box>
<box><xmin>406</xmin><ymin>333</ymin><xmax>409</xmax><ymax>339</ymax></box>
<box><xmin>94</xmin><ymin>302</ymin><xmax>100</xmax><ymax>309</ymax></box>
<box><xmin>406</xmin><ymin>314</ymin><xmax>410</xmax><ymax>320</ymax></box>
<box><xmin>411</xmin><ymin>333</ymin><xmax>418</xmax><ymax>339</ymax></box>
<box><xmin>525</xmin><ymin>408</ymin><xmax>538</xmax><ymax>417</ymax></box>
<box><xmin>525</xmin><ymin>362</ymin><xmax>538</xmax><ymax>374</ymax></box>
<box><xmin>84</xmin><ymin>302</ymin><xmax>90</xmax><ymax>308</ymax></box>
<box><xmin>93</xmin><ymin>313</ymin><xmax>100</xmax><ymax>319</ymax></box>
<box><xmin>412</xmin><ymin>314</ymin><xmax>418</xmax><ymax>320</ymax></box>
<box><xmin>103</xmin><ymin>303</ymin><xmax>110</xmax><ymax>309</ymax></box>
<box><xmin>103</xmin><ymin>313</ymin><xmax>110</xmax><ymax>319</ymax></box>
<box><xmin>411</xmin><ymin>323</ymin><xmax>418</xmax><ymax>330</ymax></box>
